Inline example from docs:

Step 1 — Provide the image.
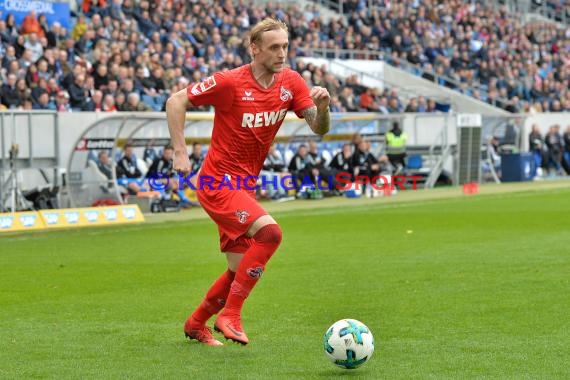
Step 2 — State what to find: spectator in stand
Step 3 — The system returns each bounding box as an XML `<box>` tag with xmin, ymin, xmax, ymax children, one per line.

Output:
<box><xmin>32</xmin><ymin>91</ymin><xmax>55</xmax><ymax>110</ymax></box>
<box><xmin>55</xmin><ymin>90</ymin><xmax>71</xmax><ymax>112</ymax></box>
<box><xmin>0</xmin><ymin>0</ymin><xmax>565</xmax><ymax>116</ymax></box>
<box><xmin>84</xmin><ymin>90</ymin><xmax>104</xmax><ymax>111</ymax></box>
<box><xmin>102</xmin><ymin>93</ymin><xmax>117</xmax><ymax>112</ymax></box>
<box><xmin>68</xmin><ymin>73</ymin><xmax>88</xmax><ymax>110</ymax></box>
<box><xmin>20</xmin><ymin>11</ymin><xmax>44</xmax><ymax>37</ymax></box>
<box><xmin>123</xmin><ymin>92</ymin><xmax>152</xmax><ymax>112</ymax></box>
<box><xmin>1</xmin><ymin>73</ymin><xmax>20</xmax><ymax>109</ymax></box>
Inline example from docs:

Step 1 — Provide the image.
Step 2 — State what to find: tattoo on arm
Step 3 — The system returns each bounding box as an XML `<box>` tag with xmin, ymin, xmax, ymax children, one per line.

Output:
<box><xmin>303</xmin><ymin>106</ymin><xmax>330</xmax><ymax>136</ymax></box>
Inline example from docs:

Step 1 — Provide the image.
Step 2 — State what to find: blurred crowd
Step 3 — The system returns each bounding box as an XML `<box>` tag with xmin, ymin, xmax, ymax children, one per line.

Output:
<box><xmin>330</xmin><ymin>0</ymin><xmax>569</xmax><ymax>113</ymax></box>
<box><xmin>0</xmin><ymin>0</ymin><xmax>568</xmax><ymax>113</ymax></box>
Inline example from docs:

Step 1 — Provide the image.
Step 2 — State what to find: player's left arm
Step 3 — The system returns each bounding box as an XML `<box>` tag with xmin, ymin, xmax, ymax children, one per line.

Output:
<box><xmin>302</xmin><ymin>86</ymin><xmax>331</xmax><ymax>136</ymax></box>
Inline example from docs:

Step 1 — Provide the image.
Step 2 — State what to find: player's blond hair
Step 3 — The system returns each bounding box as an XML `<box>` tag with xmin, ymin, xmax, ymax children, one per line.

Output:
<box><xmin>249</xmin><ymin>18</ymin><xmax>288</xmax><ymax>46</ymax></box>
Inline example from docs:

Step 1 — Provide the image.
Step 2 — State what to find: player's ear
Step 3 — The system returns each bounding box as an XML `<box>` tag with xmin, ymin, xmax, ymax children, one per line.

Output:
<box><xmin>250</xmin><ymin>42</ymin><xmax>259</xmax><ymax>57</ymax></box>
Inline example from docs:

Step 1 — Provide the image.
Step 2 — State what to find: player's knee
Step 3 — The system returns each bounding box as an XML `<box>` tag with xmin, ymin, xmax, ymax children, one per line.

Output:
<box><xmin>254</xmin><ymin>223</ymin><xmax>282</xmax><ymax>246</ymax></box>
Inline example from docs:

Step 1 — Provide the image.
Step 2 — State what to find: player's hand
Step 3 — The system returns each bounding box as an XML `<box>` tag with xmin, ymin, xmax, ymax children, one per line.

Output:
<box><xmin>310</xmin><ymin>86</ymin><xmax>330</xmax><ymax>111</ymax></box>
<box><xmin>173</xmin><ymin>153</ymin><xmax>192</xmax><ymax>177</ymax></box>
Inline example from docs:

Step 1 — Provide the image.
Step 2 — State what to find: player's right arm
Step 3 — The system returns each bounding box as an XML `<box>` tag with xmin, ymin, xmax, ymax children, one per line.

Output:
<box><xmin>167</xmin><ymin>73</ymin><xmax>234</xmax><ymax>174</ymax></box>
<box><xmin>166</xmin><ymin>88</ymin><xmax>194</xmax><ymax>175</ymax></box>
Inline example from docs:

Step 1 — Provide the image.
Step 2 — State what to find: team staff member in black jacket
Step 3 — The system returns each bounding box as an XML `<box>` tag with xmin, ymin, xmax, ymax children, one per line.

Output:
<box><xmin>147</xmin><ymin>144</ymin><xmax>192</xmax><ymax>205</ymax></box>
<box><xmin>328</xmin><ymin>143</ymin><xmax>354</xmax><ymax>180</ymax></box>
<box><xmin>117</xmin><ymin>143</ymin><xmax>143</xmax><ymax>194</ymax></box>
<box><xmin>352</xmin><ymin>140</ymin><xmax>380</xmax><ymax>195</ymax></box>
<box><xmin>288</xmin><ymin>144</ymin><xmax>314</xmax><ymax>186</ymax></box>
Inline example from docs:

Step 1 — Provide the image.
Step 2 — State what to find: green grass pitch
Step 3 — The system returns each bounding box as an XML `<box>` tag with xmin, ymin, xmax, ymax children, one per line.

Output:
<box><xmin>1</xmin><ymin>186</ymin><xmax>569</xmax><ymax>379</ymax></box>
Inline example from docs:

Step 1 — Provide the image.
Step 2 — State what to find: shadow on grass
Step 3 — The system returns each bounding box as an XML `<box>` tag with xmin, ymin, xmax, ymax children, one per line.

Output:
<box><xmin>315</xmin><ymin>368</ymin><xmax>374</xmax><ymax>378</ymax></box>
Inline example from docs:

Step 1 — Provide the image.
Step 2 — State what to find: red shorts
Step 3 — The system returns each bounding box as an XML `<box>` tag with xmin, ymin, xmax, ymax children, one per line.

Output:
<box><xmin>197</xmin><ymin>175</ymin><xmax>268</xmax><ymax>254</ymax></box>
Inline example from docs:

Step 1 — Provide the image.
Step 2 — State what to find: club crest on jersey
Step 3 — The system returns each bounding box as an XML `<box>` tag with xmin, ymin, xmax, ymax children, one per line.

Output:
<box><xmin>280</xmin><ymin>86</ymin><xmax>292</xmax><ymax>101</ymax></box>
<box><xmin>235</xmin><ymin>209</ymin><xmax>250</xmax><ymax>224</ymax></box>
<box><xmin>242</xmin><ymin>90</ymin><xmax>255</xmax><ymax>101</ymax></box>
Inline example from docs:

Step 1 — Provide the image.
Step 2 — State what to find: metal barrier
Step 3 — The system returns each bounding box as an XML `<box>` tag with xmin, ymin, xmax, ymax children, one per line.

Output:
<box><xmin>0</xmin><ymin>112</ymin><xmax>60</xmax><ymax>212</ymax></box>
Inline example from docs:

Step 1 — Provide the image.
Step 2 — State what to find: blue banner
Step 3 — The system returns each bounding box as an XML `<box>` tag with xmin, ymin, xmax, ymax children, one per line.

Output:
<box><xmin>0</xmin><ymin>0</ymin><xmax>71</xmax><ymax>29</ymax></box>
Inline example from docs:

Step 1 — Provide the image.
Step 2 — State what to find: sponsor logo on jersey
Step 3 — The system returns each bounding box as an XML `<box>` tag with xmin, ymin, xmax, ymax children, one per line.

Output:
<box><xmin>235</xmin><ymin>209</ymin><xmax>249</xmax><ymax>224</ymax></box>
<box><xmin>242</xmin><ymin>90</ymin><xmax>254</xmax><ymax>101</ymax></box>
<box><xmin>241</xmin><ymin>108</ymin><xmax>287</xmax><ymax>128</ymax></box>
<box><xmin>280</xmin><ymin>86</ymin><xmax>292</xmax><ymax>101</ymax></box>
<box><xmin>190</xmin><ymin>75</ymin><xmax>217</xmax><ymax>95</ymax></box>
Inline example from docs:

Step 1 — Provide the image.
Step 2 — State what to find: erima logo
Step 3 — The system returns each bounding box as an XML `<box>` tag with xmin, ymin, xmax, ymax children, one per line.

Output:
<box><xmin>20</xmin><ymin>215</ymin><xmax>36</xmax><ymax>227</ymax></box>
<box><xmin>242</xmin><ymin>90</ymin><xmax>254</xmax><ymax>101</ymax></box>
<box><xmin>241</xmin><ymin>109</ymin><xmax>287</xmax><ymax>128</ymax></box>
<box><xmin>104</xmin><ymin>209</ymin><xmax>118</xmax><ymax>221</ymax></box>
<box><xmin>44</xmin><ymin>212</ymin><xmax>59</xmax><ymax>225</ymax></box>
<box><xmin>122</xmin><ymin>207</ymin><xmax>136</xmax><ymax>220</ymax></box>
<box><xmin>64</xmin><ymin>211</ymin><xmax>79</xmax><ymax>224</ymax></box>
<box><xmin>85</xmin><ymin>210</ymin><xmax>99</xmax><ymax>222</ymax></box>
<box><xmin>0</xmin><ymin>216</ymin><xmax>13</xmax><ymax>229</ymax></box>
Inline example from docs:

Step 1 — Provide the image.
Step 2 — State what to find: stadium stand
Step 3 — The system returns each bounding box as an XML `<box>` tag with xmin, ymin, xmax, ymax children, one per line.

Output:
<box><xmin>0</xmin><ymin>0</ymin><xmax>567</xmax><ymax>114</ymax></box>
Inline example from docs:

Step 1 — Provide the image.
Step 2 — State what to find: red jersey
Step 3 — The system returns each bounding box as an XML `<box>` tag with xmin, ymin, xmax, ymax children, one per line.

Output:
<box><xmin>186</xmin><ymin>65</ymin><xmax>314</xmax><ymax>179</ymax></box>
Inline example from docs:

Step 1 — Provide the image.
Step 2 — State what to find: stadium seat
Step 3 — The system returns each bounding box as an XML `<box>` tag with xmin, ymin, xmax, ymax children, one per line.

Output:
<box><xmin>87</xmin><ymin>160</ymin><xmax>128</xmax><ymax>196</ymax></box>
<box><xmin>407</xmin><ymin>155</ymin><xmax>423</xmax><ymax>170</ymax></box>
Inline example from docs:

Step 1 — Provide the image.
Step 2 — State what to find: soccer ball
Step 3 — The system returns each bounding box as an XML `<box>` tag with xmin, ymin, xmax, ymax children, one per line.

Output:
<box><xmin>323</xmin><ymin>319</ymin><xmax>374</xmax><ymax>369</ymax></box>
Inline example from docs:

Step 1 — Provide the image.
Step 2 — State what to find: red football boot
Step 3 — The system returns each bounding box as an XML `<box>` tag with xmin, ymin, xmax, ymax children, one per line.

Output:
<box><xmin>184</xmin><ymin>317</ymin><xmax>223</xmax><ymax>347</ymax></box>
<box><xmin>214</xmin><ymin>313</ymin><xmax>249</xmax><ymax>345</ymax></box>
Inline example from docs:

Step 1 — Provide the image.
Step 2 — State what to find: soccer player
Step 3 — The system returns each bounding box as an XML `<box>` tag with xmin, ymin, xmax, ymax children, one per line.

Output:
<box><xmin>166</xmin><ymin>18</ymin><xmax>330</xmax><ymax>346</ymax></box>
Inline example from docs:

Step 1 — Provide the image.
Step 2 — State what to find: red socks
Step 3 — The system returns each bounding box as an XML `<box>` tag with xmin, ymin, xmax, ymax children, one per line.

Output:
<box><xmin>189</xmin><ymin>224</ymin><xmax>282</xmax><ymax>327</ymax></box>
<box><xmin>222</xmin><ymin>224</ymin><xmax>282</xmax><ymax>317</ymax></box>
<box><xmin>190</xmin><ymin>269</ymin><xmax>235</xmax><ymax>326</ymax></box>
